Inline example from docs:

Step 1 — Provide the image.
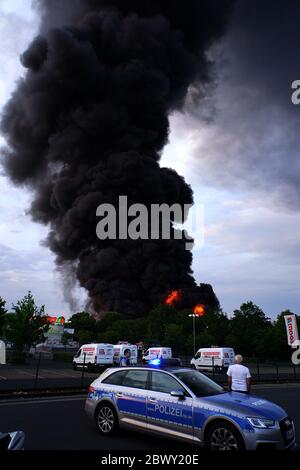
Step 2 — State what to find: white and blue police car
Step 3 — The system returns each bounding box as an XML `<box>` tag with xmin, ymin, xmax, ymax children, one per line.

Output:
<box><xmin>85</xmin><ymin>361</ymin><xmax>295</xmax><ymax>450</ymax></box>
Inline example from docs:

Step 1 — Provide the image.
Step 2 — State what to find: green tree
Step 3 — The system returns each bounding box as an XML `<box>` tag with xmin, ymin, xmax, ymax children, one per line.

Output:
<box><xmin>68</xmin><ymin>311</ymin><xmax>96</xmax><ymax>334</ymax></box>
<box><xmin>97</xmin><ymin>329</ymin><xmax>120</xmax><ymax>344</ymax></box>
<box><xmin>147</xmin><ymin>304</ymin><xmax>178</xmax><ymax>345</ymax></box>
<box><xmin>182</xmin><ymin>330</ymin><xmax>216</xmax><ymax>357</ymax></box>
<box><xmin>97</xmin><ymin>318</ymin><xmax>146</xmax><ymax>344</ymax></box>
<box><xmin>204</xmin><ymin>309</ymin><xmax>229</xmax><ymax>346</ymax></box>
<box><xmin>0</xmin><ymin>296</ymin><xmax>7</xmax><ymax>337</ymax></box>
<box><xmin>164</xmin><ymin>324</ymin><xmax>183</xmax><ymax>355</ymax></box>
<box><xmin>184</xmin><ymin>308</ymin><xmax>229</xmax><ymax>349</ymax></box>
<box><xmin>4</xmin><ymin>292</ymin><xmax>49</xmax><ymax>355</ymax></box>
<box><xmin>163</xmin><ymin>307</ymin><xmax>229</xmax><ymax>355</ymax></box>
<box><xmin>77</xmin><ymin>329</ymin><xmax>94</xmax><ymax>344</ymax></box>
<box><xmin>226</xmin><ymin>301</ymin><xmax>271</xmax><ymax>357</ymax></box>
<box><xmin>95</xmin><ymin>312</ymin><xmax>125</xmax><ymax>331</ymax></box>
<box><xmin>252</xmin><ymin>327</ymin><xmax>274</xmax><ymax>360</ymax></box>
<box><xmin>61</xmin><ymin>331</ymin><xmax>72</xmax><ymax>348</ymax></box>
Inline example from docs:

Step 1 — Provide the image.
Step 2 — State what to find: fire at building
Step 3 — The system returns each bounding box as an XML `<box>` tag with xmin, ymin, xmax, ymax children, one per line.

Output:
<box><xmin>164</xmin><ymin>284</ymin><xmax>219</xmax><ymax>315</ymax></box>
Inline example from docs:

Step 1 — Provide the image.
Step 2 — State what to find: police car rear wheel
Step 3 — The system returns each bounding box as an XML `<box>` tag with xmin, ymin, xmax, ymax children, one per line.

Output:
<box><xmin>96</xmin><ymin>404</ymin><xmax>118</xmax><ymax>436</ymax></box>
<box><xmin>206</xmin><ymin>422</ymin><xmax>244</xmax><ymax>451</ymax></box>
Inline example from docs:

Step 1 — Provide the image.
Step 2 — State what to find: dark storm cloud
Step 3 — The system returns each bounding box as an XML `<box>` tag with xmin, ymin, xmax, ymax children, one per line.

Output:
<box><xmin>186</xmin><ymin>0</ymin><xmax>300</xmax><ymax>209</ymax></box>
<box><xmin>0</xmin><ymin>0</ymin><xmax>233</xmax><ymax>316</ymax></box>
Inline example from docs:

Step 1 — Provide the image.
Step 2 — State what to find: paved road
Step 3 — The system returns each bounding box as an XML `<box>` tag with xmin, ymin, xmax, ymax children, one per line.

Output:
<box><xmin>0</xmin><ymin>384</ymin><xmax>299</xmax><ymax>450</ymax></box>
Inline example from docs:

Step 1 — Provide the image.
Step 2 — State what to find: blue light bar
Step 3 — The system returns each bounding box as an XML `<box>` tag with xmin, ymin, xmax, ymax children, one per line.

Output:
<box><xmin>149</xmin><ymin>358</ymin><xmax>161</xmax><ymax>366</ymax></box>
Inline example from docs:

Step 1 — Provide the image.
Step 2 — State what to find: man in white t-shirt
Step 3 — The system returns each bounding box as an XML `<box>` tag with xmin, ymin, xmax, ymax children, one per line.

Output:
<box><xmin>227</xmin><ymin>355</ymin><xmax>251</xmax><ymax>393</ymax></box>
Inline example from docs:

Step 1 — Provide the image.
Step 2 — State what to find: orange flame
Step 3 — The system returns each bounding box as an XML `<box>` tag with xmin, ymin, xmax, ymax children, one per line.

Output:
<box><xmin>193</xmin><ymin>304</ymin><xmax>205</xmax><ymax>316</ymax></box>
<box><xmin>164</xmin><ymin>290</ymin><xmax>181</xmax><ymax>305</ymax></box>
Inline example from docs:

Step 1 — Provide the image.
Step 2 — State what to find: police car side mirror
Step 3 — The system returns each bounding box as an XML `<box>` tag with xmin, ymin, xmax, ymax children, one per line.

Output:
<box><xmin>170</xmin><ymin>390</ymin><xmax>185</xmax><ymax>400</ymax></box>
<box><xmin>0</xmin><ymin>431</ymin><xmax>25</xmax><ymax>450</ymax></box>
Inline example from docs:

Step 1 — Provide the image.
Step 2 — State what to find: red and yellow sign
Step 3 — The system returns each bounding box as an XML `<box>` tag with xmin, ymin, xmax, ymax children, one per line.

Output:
<box><xmin>46</xmin><ymin>316</ymin><xmax>65</xmax><ymax>325</ymax></box>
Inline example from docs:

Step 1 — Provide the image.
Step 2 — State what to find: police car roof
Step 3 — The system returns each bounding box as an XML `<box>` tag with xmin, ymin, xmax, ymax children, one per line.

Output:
<box><xmin>149</xmin><ymin>366</ymin><xmax>188</xmax><ymax>373</ymax></box>
<box><xmin>107</xmin><ymin>365</ymin><xmax>189</xmax><ymax>373</ymax></box>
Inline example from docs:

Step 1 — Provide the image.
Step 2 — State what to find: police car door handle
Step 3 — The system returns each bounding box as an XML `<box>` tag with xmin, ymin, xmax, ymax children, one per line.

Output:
<box><xmin>116</xmin><ymin>392</ymin><xmax>123</xmax><ymax>398</ymax></box>
<box><xmin>149</xmin><ymin>397</ymin><xmax>157</xmax><ymax>403</ymax></box>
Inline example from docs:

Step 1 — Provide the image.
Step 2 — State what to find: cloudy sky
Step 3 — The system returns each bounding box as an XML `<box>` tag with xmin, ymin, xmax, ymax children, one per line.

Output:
<box><xmin>0</xmin><ymin>0</ymin><xmax>70</xmax><ymax>315</ymax></box>
<box><xmin>0</xmin><ymin>0</ymin><xmax>300</xmax><ymax>318</ymax></box>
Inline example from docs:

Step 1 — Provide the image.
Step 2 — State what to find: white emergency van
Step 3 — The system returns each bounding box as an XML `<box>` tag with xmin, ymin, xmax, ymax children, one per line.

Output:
<box><xmin>142</xmin><ymin>347</ymin><xmax>172</xmax><ymax>363</ymax></box>
<box><xmin>190</xmin><ymin>347</ymin><xmax>235</xmax><ymax>372</ymax></box>
<box><xmin>113</xmin><ymin>344</ymin><xmax>138</xmax><ymax>365</ymax></box>
<box><xmin>73</xmin><ymin>343</ymin><xmax>114</xmax><ymax>370</ymax></box>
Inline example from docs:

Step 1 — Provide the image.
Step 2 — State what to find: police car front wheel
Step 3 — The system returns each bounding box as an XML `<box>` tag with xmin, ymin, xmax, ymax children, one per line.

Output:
<box><xmin>205</xmin><ymin>421</ymin><xmax>245</xmax><ymax>451</ymax></box>
<box><xmin>96</xmin><ymin>403</ymin><xmax>118</xmax><ymax>436</ymax></box>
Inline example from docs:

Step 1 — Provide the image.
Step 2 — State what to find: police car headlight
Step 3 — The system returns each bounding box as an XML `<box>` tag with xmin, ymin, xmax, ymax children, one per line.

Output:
<box><xmin>246</xmin><ymin>417</ymin><xmax>276</xmax><ymax>429</ymax></box>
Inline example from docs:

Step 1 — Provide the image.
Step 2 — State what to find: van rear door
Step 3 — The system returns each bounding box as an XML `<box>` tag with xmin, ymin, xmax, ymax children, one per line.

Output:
<box><xmin>228</xmin><ymin>349</ymin><xmax>235</xmax><ymax>365</ymax></box>
<box><xmin>222</xmin><ymin>349</ymin><xmax>235</xmax><ymax>367</ymax></box>
<box><xmin>223</xmin><ymin>350</ymin><xmax>230</xmax><ymax>366</ymax></box>
<box><xmin>105</xmin><ymin>346</ymin><xmax>114</xmax><ymax>363</ymax></box>
<box><xmin>113</xmin><ymin>346</ymin><xmax>121</xmax><ymax>363</ymax></box>
<box><xmin>164</xmin><ymin>348</ymin><xmax>172</xmax><ymax>358</ymax></box>
<box><xmin>80</xmin><ymin>345</ymin><xmax>96</xmax><ymax>365</ymax></box>
<box><xmin>130</xmin><ymin>346</ymin><xmax>137</xmax><ymax>364</ymax></box>
<box><xmin>98</xmin><ymin>345</ymin><xmax>114</xmax><ymax>364</ymax></box>
<box><xmin>130</xmin><ymin>346</ymin><xmax>137</xmax><ymax>357</ymax></box>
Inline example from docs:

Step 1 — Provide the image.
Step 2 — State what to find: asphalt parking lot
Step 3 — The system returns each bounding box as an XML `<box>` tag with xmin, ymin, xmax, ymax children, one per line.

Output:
<box><xmin>0</xmin><ymin>361</ymin><xmax>99</xmax><ymax>390</ymax></box>
<box><xmin>0</xmin><ymin>384</ymin><xmax>299</xmax><ymax>450</ymax></box>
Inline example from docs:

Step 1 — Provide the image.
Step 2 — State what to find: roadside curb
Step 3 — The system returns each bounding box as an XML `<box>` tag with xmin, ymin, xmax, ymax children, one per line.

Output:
<box><xmin>0</xmin><ymin>387</ymin><xmax>88</xmax><ymax>400</ymax></box>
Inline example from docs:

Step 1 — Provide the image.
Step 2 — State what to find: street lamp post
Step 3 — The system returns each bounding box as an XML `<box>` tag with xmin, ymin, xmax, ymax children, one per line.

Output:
<box><xmin>189</xmin><ymin>313</ymin><xmax>196</xmax><ymax>356</ymax></box>
<box><xmin>189</xmin><ymin>305</ymin><xmax>205</xmax><ymax>357</ymax></box>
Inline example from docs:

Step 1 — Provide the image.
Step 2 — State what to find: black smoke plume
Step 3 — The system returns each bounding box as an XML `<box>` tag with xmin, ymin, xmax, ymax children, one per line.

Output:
<box><xmin>176</xmin><ymin>284</ymin><xmax>220</xmax><ymax>312</ymax></box>
<box><xmin>1</xmin><ymin>0</ymin><xmax>233</xmax><ymax>317</ymax></box>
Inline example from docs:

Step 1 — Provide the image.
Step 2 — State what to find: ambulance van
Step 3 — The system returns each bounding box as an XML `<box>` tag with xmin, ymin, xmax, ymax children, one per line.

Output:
<box><xmin>190</xmin><ymin>347</ymin><xmax>235</xmax><ymax>372</ymax></box>
<box><xmin>73</xmin><ymin>343</ymin><xmax>114</xmax><ymax>370</ymax></box>
<box><xmin>142</xmin><ymin>347</ymin><xmax>172</xmax><ymax>363</ymax></box>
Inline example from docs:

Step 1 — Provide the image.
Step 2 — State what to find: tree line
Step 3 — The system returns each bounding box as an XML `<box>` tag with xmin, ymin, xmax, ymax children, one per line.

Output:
<box><xmin>0</xmin><ymin>292</ymin><xmax>298</xmax><ymax>361</ymax></box>
<box><xmin>66</xmin><ymin>302</ymin><xmax>298</xmax><ymax>361</ymax></box>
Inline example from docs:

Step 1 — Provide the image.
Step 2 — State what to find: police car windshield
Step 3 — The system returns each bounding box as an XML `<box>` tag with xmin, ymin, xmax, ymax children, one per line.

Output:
<box><xmin>173</xmin><ymin>370</ymin><xmax>225</xmax><ymax>397</ymax></box>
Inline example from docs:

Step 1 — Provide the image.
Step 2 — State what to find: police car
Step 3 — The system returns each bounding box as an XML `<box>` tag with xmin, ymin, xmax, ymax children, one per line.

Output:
<box><xmin>85</xmin><ymin>363</ymin><xmax>295</xmax><ymax>450</ymax></box>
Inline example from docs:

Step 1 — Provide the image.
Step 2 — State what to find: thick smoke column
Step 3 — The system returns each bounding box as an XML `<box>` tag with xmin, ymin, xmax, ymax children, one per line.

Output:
<box><xmin>1</xmin><ymin>0</ymin><xmax>233</xmax><ymax>317</ymax></box>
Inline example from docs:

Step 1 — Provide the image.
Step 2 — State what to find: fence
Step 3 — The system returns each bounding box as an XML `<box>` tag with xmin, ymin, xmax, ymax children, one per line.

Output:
<box><xmin>0</xmin><ymin>352</ymin><xmax>93</xmax><ymax>394</ymax></box>
<box><xmin>179</xmin><ymin>355</ymin><xmax>300</xmax><ymax>384</ymax></box>
<box><xmin>0</xmin><ymin>353</ymin><xmax>299</xmax><ymax>394</ymax></box>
